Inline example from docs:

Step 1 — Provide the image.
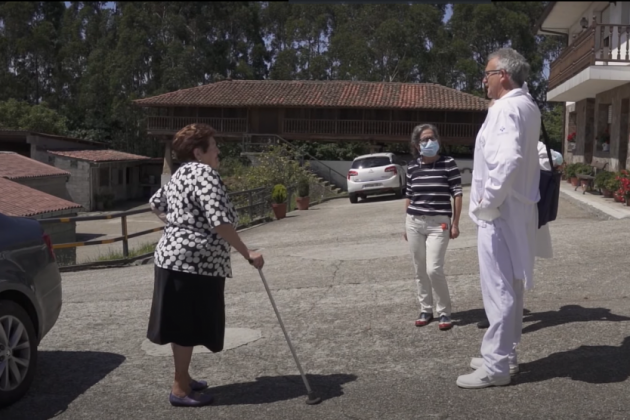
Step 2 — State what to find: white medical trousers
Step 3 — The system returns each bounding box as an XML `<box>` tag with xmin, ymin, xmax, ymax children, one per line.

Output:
<box><xmin>406</xmin><ymin>214</ymin><xmax>452</xmax><ymax>317</ymax></box>
<box><xmin>477</xmin><ymin>220</ymin><xmax>524</xmax><ymax>377</ymax></box>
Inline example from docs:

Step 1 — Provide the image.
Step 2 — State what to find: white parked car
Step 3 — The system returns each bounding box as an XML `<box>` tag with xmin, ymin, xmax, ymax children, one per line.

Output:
<box><xmin>346</xmin><ymin>153</ymin><xmax>407</xmax><ymax>203</ymax></box>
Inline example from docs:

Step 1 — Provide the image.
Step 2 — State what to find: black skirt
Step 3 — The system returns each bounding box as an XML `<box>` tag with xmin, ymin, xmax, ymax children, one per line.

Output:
<box><xmin>147</xmin><ymin>265</ymin><xmax>226</xmax><ymax>352</ymax></box>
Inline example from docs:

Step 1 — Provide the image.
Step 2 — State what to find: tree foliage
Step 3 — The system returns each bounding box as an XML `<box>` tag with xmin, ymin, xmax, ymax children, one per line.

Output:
<box><xmin>0</xmin><ymin>2</ymin><xmax>565</xmax><ymax>159</ymax></box>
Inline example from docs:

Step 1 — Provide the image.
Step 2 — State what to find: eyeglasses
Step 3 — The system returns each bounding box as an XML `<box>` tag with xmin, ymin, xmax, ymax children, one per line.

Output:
<box><xmin>483</xmin><ymin>70</ymin><xmax>503</xmax><ymax>78</ymax></box>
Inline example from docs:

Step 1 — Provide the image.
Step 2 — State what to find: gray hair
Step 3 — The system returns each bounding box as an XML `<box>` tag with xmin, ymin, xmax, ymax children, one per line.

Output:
<box><xmin>410</xmin><ymin>123</ymin><xmax>440</xmax><ymax>157</ymax></box>
<box><xmin>488</xmin><ymin>48</ymin><xmax>530</xmax><ymax>88</ymax></box>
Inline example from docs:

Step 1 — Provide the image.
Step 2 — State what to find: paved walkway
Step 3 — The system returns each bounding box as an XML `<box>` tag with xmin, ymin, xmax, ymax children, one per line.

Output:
<box><xmin>559</xmin><ymin>181</ymin><xmax>630</xmax><ymax>220</ymax></box>
<box><xmin>5</xmin><ymin>188</ymin><xmax>630</xmax><ymax>419</ymax></box>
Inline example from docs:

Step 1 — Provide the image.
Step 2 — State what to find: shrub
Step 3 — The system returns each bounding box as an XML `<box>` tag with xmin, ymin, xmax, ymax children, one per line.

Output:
<box><xmin>297</xmin><ymin>176</ymin><xmax>310</xmax><ymax>197</ymax></box>
<box><xmin>564</xmin><ymin>163</ymin><xmax>578</xmax><ymax>178</ymax></box>
<box><xmin>575</xmin><ymin>163</ymin><xmax>593</xmax><ymax>176</ymax></box>
<box><xmin>594</xmin><ymin>170</ymin><xmax>615</xmax><ymax>190</ymax></box>
<box><xmin>605</xmin><ymin>174</ymin><xmax>621</xmax><ymax>192</ymax></box>
<box><xmin>271</xmin><ymin>184</ymin><xmax>287</xmax><ymax>204</ymax></box>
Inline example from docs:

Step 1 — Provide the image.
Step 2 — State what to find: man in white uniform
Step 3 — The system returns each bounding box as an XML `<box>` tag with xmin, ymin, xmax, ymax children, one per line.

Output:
<box><xmin>457</xmin><ymin>48</ymin><xmax>541</xmax><ymax>388</ymax></box>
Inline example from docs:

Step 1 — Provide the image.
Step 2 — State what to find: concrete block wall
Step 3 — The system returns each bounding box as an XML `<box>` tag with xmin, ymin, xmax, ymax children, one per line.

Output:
<box><xmin>51</xmin><ymin>156</ymin><xmax>92</xmax><ymax>210</ymax></box>
<box><xmin>13</xmin><ymin>175</ymin><xmax>74</xmax><ymax>202</ymax></box>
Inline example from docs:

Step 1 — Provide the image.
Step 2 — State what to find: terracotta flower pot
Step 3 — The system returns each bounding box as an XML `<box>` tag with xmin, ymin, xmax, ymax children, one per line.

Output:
<box><xmin>296</xmin><ymin>196</ymin><xmax>310</xmax><ymax>210</ymax></box>
<box><xmin>570</xmin><ymin>177</ymin><xmax>579</xmax><ymax>187</ymax></box>
<box><xmin>626</xmin><ymin>197</ymin><xmax>630</xmax><ymax>207</ymax></box>
<box><xmin>271</xmin><ymin>202</ymin><xmax>287</xmax><ymax>220</ymax></box>
<box><xmin>580</xmin><ymin>179</ymin><xmax>590</xmax><ymax>189</ymax></box>
<box><xmin>614</xmin><ymin>195</ymin><xmax>623</xmax><ymax>203</ymax></box>
<box><xmin>602</xmin><ymin>189</ymin><xmax>613</xmax><ymax>198</ymax></box>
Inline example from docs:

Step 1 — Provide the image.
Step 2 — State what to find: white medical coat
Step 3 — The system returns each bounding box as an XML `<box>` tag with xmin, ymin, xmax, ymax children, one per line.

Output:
<box><xmin>470</xmin><ymin>87</ymin><xmax>541</xmax><ymax>289</ymax></box>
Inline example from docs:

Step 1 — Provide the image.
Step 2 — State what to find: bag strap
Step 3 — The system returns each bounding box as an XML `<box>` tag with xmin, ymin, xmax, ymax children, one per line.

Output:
<box><xmin>540</xmin><ymin>118</ymin><xmax>554</xmax><ymax>170</ymax></box>
<box><xmin>526</xmin><ymin>87</ymin><xmax>554</xmax><ymax>169</ymax></box>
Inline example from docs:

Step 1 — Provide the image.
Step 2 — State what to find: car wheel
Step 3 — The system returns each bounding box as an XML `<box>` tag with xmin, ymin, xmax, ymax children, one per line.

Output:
<box><xmin>0</xmin><ymin>300</ymin><xmax>38</xmax><ymax>408</ymax></box>
<box><xmin>349</xmin><ymin>193</ymin><xmax>358</xmax><ymax>204</ymax></box>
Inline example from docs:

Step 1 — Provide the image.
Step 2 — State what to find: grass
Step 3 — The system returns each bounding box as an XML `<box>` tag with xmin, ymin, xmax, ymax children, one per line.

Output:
<box><xmin>87</xmin><ymin>242</ymin><xmax>157</xmax><ymax>263</ymax></box>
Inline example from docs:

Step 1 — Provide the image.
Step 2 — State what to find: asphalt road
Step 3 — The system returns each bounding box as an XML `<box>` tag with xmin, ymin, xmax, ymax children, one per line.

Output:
<box><xmin>3</xmin><ymin>187</ymin><xmax>630</xmax><ymax>420</ymax></box>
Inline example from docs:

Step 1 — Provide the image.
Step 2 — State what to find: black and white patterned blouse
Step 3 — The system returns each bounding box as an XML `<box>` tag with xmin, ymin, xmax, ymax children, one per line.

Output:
<box><xmin>150</xmin><ymin>162</ymin><xmax>238</xmax><ymax>278</ymax></box>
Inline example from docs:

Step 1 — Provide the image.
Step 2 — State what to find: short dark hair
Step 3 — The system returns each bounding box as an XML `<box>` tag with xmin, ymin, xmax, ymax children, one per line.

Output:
<box><xmin>171</xmin><ymin>123</ymin><xmax>216</xmax><ymax>162</ymax></box>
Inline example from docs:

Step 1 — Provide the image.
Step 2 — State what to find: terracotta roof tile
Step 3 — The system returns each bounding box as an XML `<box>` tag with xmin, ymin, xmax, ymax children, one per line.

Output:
<box><xmin>0</xmin><ymin>177</ymin><xmax>83</xmax><ymax>217</ymax></box>
<box><xmin>0</xmin><ymin>152</ymin><xmax>70</xmax><ymax>180</ymax></box>
<box><xmin>133</xmin><ymin>80</ymin><xmax>489</xmax><ymax>111</ymax></box>
<box><xmin>48</xmin><ymin>149</ymin><xmax>151</xmax><ymax>163</ymax></box>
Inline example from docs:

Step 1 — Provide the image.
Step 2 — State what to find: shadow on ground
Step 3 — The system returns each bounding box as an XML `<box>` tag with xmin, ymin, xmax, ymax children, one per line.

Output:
<box><xmin>516</xmin><ymin>336</ymin><xmax>630</xmax><ymax>385</ymax></box>
<box><xmin>453</xmin><ymin>305</ymin><xmax>630</xmax><ymax>333</ymax></box>
<box><xmin>0</xmin><ymin>351</ymin><xmax>126</xmax><ymax>420</ymax></box>
<box><xmin>522</xmin><ymin>305</ymin><xmax>630</xmax><ymax>334</ymax></box>
<box><xmin>358</xmin><ymin>195</ymin><xmax>403</xmax><ymax>204</ymax></box>
<box><xmin>206</xmin><ymin>373</ymin><xmax>357</xmax><ymax>405</ymax></box>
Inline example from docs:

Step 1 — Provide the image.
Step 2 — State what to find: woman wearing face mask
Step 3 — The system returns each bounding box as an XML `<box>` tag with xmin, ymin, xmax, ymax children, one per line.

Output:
<box><xmin>404</xmin><ymin>124</ymin><xmax>463</xmax><ymax>330</ymax></box>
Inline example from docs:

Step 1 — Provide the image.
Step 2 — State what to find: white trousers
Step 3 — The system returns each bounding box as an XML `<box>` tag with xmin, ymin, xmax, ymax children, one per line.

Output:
<box><xmin>406</xmin><ymin>214</ymin><xmax>452</xmax><ymax>317</ymax></box>
<box><xmin>477</xmin><ymin>220</ymin><xmax>524</xmax><ymax>377</ymax></box>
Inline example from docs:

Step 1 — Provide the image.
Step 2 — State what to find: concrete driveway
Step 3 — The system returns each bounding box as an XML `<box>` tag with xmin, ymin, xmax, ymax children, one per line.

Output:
<box><xmin>4</xmin><ymin>187</ymin><xmax>630</xmax><ymax>419</ymax></box>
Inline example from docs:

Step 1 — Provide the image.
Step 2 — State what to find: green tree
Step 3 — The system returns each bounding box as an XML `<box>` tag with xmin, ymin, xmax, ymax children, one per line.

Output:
<box><xmin>0</xmin><ymin>98</ymin><xmax>68</xmax><ymax>134</ymax></box>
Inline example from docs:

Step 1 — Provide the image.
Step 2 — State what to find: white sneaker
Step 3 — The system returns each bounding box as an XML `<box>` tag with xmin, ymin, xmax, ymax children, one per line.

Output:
<box><xmin>470</xmin><ymin>357</ymin><xmax>519</xmax><ymax>375</ymax></box>
<box><xmin>456</xmin><ymin>367</ymin><xmax>511</xmax><ymax>389</ymax></box>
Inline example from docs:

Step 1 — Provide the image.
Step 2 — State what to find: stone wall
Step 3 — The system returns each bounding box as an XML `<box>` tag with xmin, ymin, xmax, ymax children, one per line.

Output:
<box><xmin>51</xmin><ymin>156</ymin><xmax>93</xmax><ymax>210</ymax></box>
<box><xmin>594</xmin><ymin>83</ymin><xmax>630</xmax><ymax>171</ymax></box>
<box><xmin>13</xmin><ymin>175</ymin><xmax>74</xmax><ymax>202</ymax></box>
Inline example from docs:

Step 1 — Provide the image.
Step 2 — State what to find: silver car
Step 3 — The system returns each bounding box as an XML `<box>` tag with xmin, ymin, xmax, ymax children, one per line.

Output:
<box><xmin>0</xmin><ymin>212</ymin><xmax>63</xmax><ymax>408</ymax></box>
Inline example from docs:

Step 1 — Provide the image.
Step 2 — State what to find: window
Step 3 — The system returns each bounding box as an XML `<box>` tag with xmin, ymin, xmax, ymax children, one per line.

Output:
<box><xmin>70</xmin><ymin>160</ymin><xmax>78</xmax><ymax>169</ymax></box>
<box><xmin>99</xmin><ymin>167</ymin><xmax>110</xmax><ymax>187</ymax></box>
<box><xmin>351</xmin><ymin>157</ymin><xmax>392</xmax><ymax>169</ymax></box>
<box><xmin>118</xmin><ymin>169</ymin><xmax>124</xmax><ymax>185</ymax></box>
<box><xmin>48</xmin><ymin>155</ymin><xmax>55</xmax><ymax>164</ymax></box>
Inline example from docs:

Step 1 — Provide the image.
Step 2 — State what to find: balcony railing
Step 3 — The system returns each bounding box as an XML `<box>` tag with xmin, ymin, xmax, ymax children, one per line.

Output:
<box><xmin>146</xmin><ymin>117</ymin><xmax>247</xmax><ymax>132</ymax></box>
<box><xmin>145</xmin><ymin>116</ymin><xmax>480</xmax><ymax>138</ymax></box>
<box><xmin>283</xmin><ymin>119</ymin><xmax>481</xmax><ymax>138</ymax></box>
<box><xmin>549</xmin><ymin>23</ymin><xmax>630</xmax><ymax>91</ymax></box>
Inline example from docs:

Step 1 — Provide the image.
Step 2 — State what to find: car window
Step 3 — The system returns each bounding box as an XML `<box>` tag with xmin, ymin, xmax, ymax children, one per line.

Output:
<box><xmin>351</xmin><ymin>157</ymin><xmax>392</xmax><ymax>169</ymax></box>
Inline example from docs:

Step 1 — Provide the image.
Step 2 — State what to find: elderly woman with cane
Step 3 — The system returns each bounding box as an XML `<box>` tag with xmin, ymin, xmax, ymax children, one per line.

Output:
<box><xmin>404</xmin><ymin>124</ymin><xmax>463</xmax><ymax>331</ymax></box>
<box><xmin>147</xmin><ymin>123</ymin><xmax>264</xmax><ymax>407</ymax></box>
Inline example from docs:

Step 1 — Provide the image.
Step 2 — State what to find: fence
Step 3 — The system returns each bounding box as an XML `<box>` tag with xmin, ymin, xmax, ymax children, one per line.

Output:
<box><xmin>38</xmin><ymin>183</ymin><xmax>324</xmax><ymax>267</ymax></box>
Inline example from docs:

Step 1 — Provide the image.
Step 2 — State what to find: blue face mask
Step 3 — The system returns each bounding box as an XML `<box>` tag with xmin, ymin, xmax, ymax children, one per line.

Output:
<box><xmin>420</xmin><ymin>139</ymin><xmax>439</xmax><ymax>157</ymax></box>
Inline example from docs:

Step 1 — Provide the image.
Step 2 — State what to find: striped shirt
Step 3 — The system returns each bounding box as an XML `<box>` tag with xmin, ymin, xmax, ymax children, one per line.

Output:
<box><xmin>405</xmin><ymin>155</ymin><xmax>463</xmax><ymax>217</ymax></box>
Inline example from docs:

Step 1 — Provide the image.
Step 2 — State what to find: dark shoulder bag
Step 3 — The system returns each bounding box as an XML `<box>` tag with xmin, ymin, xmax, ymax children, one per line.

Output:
<box><xmin>537</xmin><ymin>120</ymin><xmax>562</xmax><ymax>228</ymax></box>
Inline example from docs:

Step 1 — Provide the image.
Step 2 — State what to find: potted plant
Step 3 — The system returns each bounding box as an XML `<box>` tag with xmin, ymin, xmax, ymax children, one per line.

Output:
<box><xmin>564</xmin><ymin>163</ymin><xmax>579</xmax><ymax>186</ymax></box>
<box><xmin>617</xmin><ymin>170</ymin><xmax>630</xmax><ymax>206</ymax></box>
<box><xmin>271</xmin><ymin>184</ymin><xmax>288</xmax><ymax>220</ymax></box>
<box><xmin>595</xmin><ymin>171</ymin><xmax>615</xmax><ymax>197</ymax></box>
<box><xmin>596</xmin><ymin>129</ymin><xmax>610</xmax><ymax>152</ymax></box>
<box><xmin>594</xmin><ymin>170</ymin><xmax>610</xmax><ymax>196</ymax></box>
<box><xmin>567</xmin><ymin>131</ymin><xmax>576</xmax><ymax>151</ymax></box>
<box><xmin>575</xmin><ymin>164</ymin><xmax>593</xmax><ymax>190</ymax></box>
<box><xmin>605</xmin><ymin>174</ymin><xmax>621</xmax><ymax>199</ymax></box>
<box><xmin>296</xmin><ymin>176</ymin><xmax>310</xmax><ymax>210</ymax></box>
